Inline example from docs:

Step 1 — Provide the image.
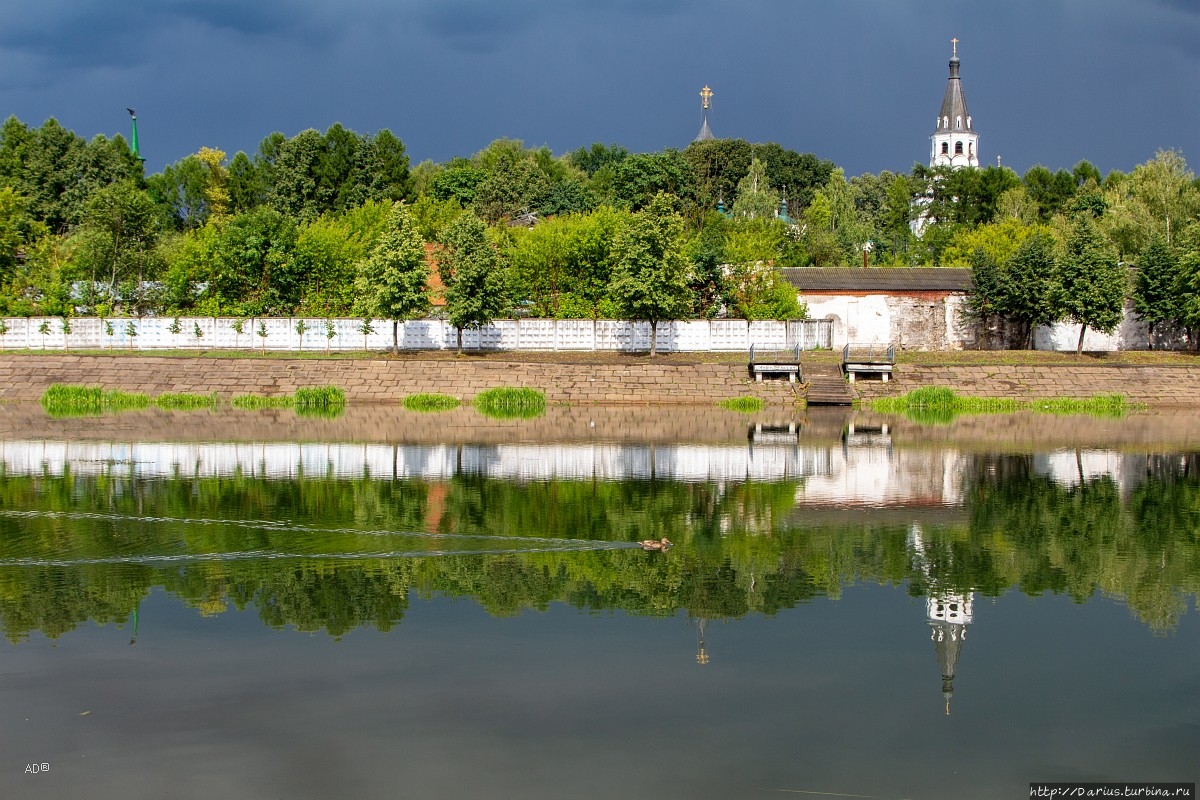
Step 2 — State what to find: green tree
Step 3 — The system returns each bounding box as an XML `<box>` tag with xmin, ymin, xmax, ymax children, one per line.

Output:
<box><xmin>1128</xmin><ymin>149</ymin><xmax>1199</xmax><ymax>247</ymax></box>
<box><xmin>1000</xmin><ymin>232</ymin><xmax>1060</xmax><ymax>348</ymax></box>
<box><xmin>1174</xmin><ymin>249</ymin><xmax>1200</xmax><ymax>348</ymax></box>
<box><xmin>291</xmin><ymin>200</ymin><xmax>391</xmax><ymax>315</ymax></box>
<box><xmin>607</xmin><ymin>151</ymin><xmax>696</xmax><ymax>212</ymax></box>
<box><xmin>1133</xmin><ymin>235</ymin><xmax>1181</xmax><ymax>346</ymax></box>
<box><xmin>226</xmin><ymin>151</ymin><xmax>263</xmax><ymax>213</ymax></box>
<box><xmin>429</xmin><ymin>159</ymin><xmax>486</xmax><ymax>206</ymax></box>
<box><xmin>687</xmin><ymin>214</ymin><xmax>734</xmax><ymax>318</ymax></box>
<box><xmin>942</xmin><ymin>218</ymin><xmax>1047</xmax><ymax>268</ymax></box>
<box><xmin>1</xmin><ymin>118</ymin><xmax>142</xmax><ymax>232</ymax></box>
<box><xmin>471</xmin><ymin>140</ymin><xmax>550</xmax><ymax>224</ymax></box>
<box><xmin>965</xmin><ymin>247</ymin><xmax>1002</xmax><ymax>327</ymax></box>
<box><xmin>682</xmin><ymin>138</ymin><xmax>754</xmax><ymax>211</ymax></box>
<box><xmin>879</xmin><ymin>173</ymin><xmax>916</xmax><ymax>263</ymax></box>
<box><xmin>146</xmin><ymin>154</ymin><xmax>210</xmax><ymax>230</ymax></box>
<box><xmin>0</xmin><ymin>187</ymin><xmax>45</xmax><ymax>289</ymax></box>
<box><xmin>71</xmin><ymin>181</ymin><xmax>161</xmax><ymax>314</ymax></box>
<box><xmin>1023</xmin><ymin>165</ymin><xmax>1078</xmax><ymax>220</ymax></box>
<box><xmin>438</xmin><ymin>212</ymin><xmax>509</xmax><ymax>354</ymax></box>
<box><xmin>201</xmin><ymin>208</ymin><xmax>298</xmax><ymax>315</ymax></box>
<box><xmin>753</xmin><ymin>143</ymin><xmax>835</xmax><ymax>214</ymax></box>
<box><xmin>731</xmin><ymin>157</ymin><xmax>780</xmax><ymax>220</ymax></box>
<box><xmin>609</xmin><ymin>193</ymin><xmax>694</xmax><ymax>355</ymax></box>
<box><xmin>568</xmin><ymin>142</ymin><xmax>629</xmax><ymax>177</ymax></box>
<box><xmin>507</xmin><ymin>206</ymin><xmax>628</xmax><ymax>318</ymax></box>
<box><xmin>409</xmin><ymin>195</ymin><xmax>462</xmax><ymax>242</ymax></box>
<box><xmin>1056</xmin><ymin>215</ymin><xmax>1127</xmax><ymax>354</ymax></box>
<box><xmin>354</xmin><ymin>203</ymin><xmax>430</xmax><ymax>354</ymax></box>
<box><xmin>266</xmin><ymin>129</ymin><xmax>325</xmax><ymax>221</ymax></box>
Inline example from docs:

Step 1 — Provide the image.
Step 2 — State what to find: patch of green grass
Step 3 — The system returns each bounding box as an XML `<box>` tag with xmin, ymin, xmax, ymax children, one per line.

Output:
<box><xmin>870</xmin><ymin>388</ymin><xmax>1130</xmax><ymax>424</ymax></box>
<box><xmin>294</xmin><ymin>404</ymin><xmax>345</xmax><ymax>419</ymax></box>
<box><xmin>293</xmin><ymin>386</ymin><xmax>346</xmax><ymax>419</ymax></box>
<box><xmin>473</xmin><ymin>387</ymin><xmax>546</xmax><ymax>420</ymax></box>
<box><xmin>231</xmin><ymin>394</ymin><xmax>293</xmax><ymax>410</ymax></box>
<box><xmin>294</xmin><ymin>385</ymin><xmax>346</xmax><ymax>409</ymax></box>
<box><xmin>155</xmin><ymin>392</ymin><xmax>218</xmax><ymax>410</ymax></box>
<box><xmin>40</xmin><ymin>385</ymin><xmax>151</xmax><ymax>416</ymax></box>
<box><xmin>718</xmin><ymin>396</ymin><xmax>765</xmax><ymax>413</ymax></box>
<box><xmin>403</xmin><ymin>393</ymin><xmax>461</xmax><ymax>412</ymax></box>
<box><xmin>1029</xmin><ymin>394</ymin><xmax>1130</xmax><ymax>416</ymax></box>
<box><xmin>231</xmin><ymin>386</ymin><xmax>345</xmax><ymax>417</ymax></box>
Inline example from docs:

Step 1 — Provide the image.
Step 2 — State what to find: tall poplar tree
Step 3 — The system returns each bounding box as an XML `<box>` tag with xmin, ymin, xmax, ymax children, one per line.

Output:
<box><xmin>999</xmin><ymin>232</ymin><xmax>1058</xmax><ymax>348</ymax></box>
<box><xmin>1133</xmin><ymin>235</ymin><xmax>1181</xmax><ymax>347</ymax></box>
<box><xmin>354</xmin><ymin>202</ymin><xmax>429</xmax><ymax>354</ymax></box>
<box><xmin>731</xmin><ymin>157</ymin><xmax>779</xmax><ymax>220</ymax></box>
<box><xmin>438</xmin><ymin>211</ymin><xmax>509</xmax><ymax>355</ymax></box>
<box><xmin>609</xmin><ymin>192</ymin><xmax>694</xmax><ymax>356</ymax></box>
<box><xmin>1057</xmin><ymin>214</ymin><xmax>1127</xmax><ymax>354</ymax></box>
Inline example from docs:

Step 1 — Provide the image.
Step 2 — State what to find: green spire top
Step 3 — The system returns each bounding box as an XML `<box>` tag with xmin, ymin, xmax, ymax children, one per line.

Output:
<box><xmin>127</xmin><ymin>108</ymin><xmax>145</xmax><ymax>163</ymax></box>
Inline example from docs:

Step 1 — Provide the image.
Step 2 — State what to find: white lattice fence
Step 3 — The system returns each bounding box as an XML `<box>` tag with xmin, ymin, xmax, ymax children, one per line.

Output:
<box><xmin>0</xmin><ymin>317</ymin><xmax>833</xmax><ymax>353</ymax></box>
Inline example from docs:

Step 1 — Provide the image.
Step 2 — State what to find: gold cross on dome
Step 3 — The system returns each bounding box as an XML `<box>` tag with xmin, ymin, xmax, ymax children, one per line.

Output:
<box><xmin>952</xmin><ymin>38</ymin><xmax>958</xmax><ymax>57</ymax></box>
<box><xmin>700</xmin><ymin>85</ymin><xmax>713</xmax><ymax>109</ymax></box>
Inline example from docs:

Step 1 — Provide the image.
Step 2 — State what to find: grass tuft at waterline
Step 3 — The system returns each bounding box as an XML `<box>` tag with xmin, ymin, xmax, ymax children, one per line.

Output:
<box><xmin>403</xmin><ymin>393</ymin><xmax>461</xmax><ymax>412</ymax></box>
<box><xmin>155</xmin><ymin>392</ymin><xmax>218</xmax><ymax>410</ymax></box>
<box><xmin>718</xmin><ymin>396</ymin><xmax>765</xmax><ymax>413</ymax></box>
<box><xmin>870</xmin><ymin>387</ymin><xmax>1131</xmax><ymax>423</ymax></box>
<box><xmin>473</xmin><ymin>387</ymin><xmax>546</xmax><ymax>420</ymax></box>
<box><xmin>40</xmin><ymin>385</ymin><xmax>151</xmax><ymax>416</ymax></box>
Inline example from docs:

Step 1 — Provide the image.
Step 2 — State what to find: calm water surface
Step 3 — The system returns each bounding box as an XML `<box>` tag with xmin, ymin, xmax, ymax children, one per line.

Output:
<box><xmin>1</xmin><ymin>407</ymin><xmax>1198</xmax><ymax>799</ymax></box>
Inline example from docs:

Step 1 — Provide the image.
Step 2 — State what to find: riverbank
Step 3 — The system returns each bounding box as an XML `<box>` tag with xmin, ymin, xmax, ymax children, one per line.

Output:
<box><xmin>3</xmin><ymin>402</ymin><xmax>1199</xmax><ymax>453</ymax></box>
<box><xmin>852</xmin><ymin>363</ymin><xmax>1200</xmax><ymax>406</ymax></box>
<box><xmin>0</xmin><ymin>353</ymin><xmax>797</xmax><ymax>405</ymax></box>
<box><xmin>4</xmin><ymin>352</ymin><xmax>1200</xmax><ymax>407</ymax></box>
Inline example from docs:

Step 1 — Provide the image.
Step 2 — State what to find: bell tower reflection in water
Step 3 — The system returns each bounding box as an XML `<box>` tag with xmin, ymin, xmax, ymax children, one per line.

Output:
<box><xmin>909</xmin><ymin>524</ymin><xmax>974</xmax><ymax>715</ymax></box>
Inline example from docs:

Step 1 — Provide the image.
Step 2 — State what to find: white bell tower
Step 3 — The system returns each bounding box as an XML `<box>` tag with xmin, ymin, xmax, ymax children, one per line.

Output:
<box><xmin>930</xmin><ymin>39</ymin><xmax>979</xmax><ymax>168</ymax></box>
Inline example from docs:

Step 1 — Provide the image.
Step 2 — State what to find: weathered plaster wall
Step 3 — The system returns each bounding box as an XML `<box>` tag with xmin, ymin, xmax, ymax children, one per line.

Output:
<box><xmin>804</xmin><ymin>293</ymin><xmax>1169</xmax><ymax>353</ymax></box>
<box><xmin>803</xmin><ymin>293</ymin><xmax>974</xmax><ymax>350</ymax></box>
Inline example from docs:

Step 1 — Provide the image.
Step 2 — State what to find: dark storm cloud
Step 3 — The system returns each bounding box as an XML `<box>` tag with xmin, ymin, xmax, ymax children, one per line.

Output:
<box><xmin>410</xmin><ymin>0</ymin><xmax>704</xmax><ymax>52</ymax></box>
<box><xmin>0</xmin><ymin>0</ymin><xmax>335</xmax><ymax>68</ymax></box>
<box><xmin>414</xmin><ymin>0</ymin><xmax>538</xmax><ymax>53</ymax></box>
<box><xmin>0</xmin><ymin>0</ymin><xmax>1195</xmax><ymax>177</ymax></box>
<box><xmin>1154</xmin><ymin>0</ymin><xmax>1200</xmax><ymax>14</ymax></box>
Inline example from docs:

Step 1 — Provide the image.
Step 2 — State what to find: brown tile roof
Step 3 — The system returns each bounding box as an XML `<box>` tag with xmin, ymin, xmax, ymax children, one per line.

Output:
<box><xmin>781</xmin><ymin>268</ymin><xmax>972</xmax><ymax>293</ymax></box>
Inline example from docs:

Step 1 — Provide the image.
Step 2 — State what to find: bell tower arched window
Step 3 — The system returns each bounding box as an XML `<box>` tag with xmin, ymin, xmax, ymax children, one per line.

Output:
<box><xmin>954</xmin><ymin>141</ymin><xmax>964</xmax><ymax>155</ymax></box>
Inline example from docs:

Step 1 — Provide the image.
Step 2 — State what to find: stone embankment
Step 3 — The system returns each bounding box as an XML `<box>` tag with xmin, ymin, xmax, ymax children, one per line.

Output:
<box><xmin>0</xmin><ymin>354</ymin><xmax>796</xmax><ymax>405</ymax></box>
<box><xmin>5</xmin><ymin>355</ymin><xmax>1200</xmax><ymax>409</ymax></box>
<box><xmin>853</xmin><ymin>364</ymin><xmax>1200</xmax><ymax>406</ymax></box>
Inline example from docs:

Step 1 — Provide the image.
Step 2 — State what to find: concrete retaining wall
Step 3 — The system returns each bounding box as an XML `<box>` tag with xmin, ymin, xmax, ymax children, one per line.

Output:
<box><xmin>0</xmin><ymin>354</ymin><xmax>798</xmax><ymax>405</ymax></box>
<box><xmin>852</xmin><ymin>364</ymin><xmax>1200</xmax><ymax>406</ymax></box>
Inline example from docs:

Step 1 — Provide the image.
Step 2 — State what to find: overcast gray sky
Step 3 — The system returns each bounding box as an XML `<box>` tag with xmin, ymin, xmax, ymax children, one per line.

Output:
<box><xmin>1</xmin><ymin>0</ymin><xmax>1197</xmax><ymax>178</ymax></box>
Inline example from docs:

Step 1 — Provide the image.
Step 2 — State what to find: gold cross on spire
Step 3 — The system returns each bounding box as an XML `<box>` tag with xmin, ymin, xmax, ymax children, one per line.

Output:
<box><xmin>700</xmin><ymin>85</ymin><xmax>713</xmax><ymax>110</ymax></box>
<box><xmin>952</xmin><ymin>37</ymin><xmax>958</xmax><ymax>58</ymax></box>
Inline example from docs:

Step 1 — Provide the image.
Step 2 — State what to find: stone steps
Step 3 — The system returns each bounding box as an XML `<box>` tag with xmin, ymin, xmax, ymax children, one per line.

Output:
<box><xmin>804</xmin><ymin>365</ymin><xmax>855</xmax><ymax>405</ymax></box>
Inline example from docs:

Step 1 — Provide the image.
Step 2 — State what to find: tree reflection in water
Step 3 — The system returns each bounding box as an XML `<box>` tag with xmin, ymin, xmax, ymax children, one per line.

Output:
<box><xmin>0</xmin><ymin>453</ymin><xmax>1198</xmax><ymax>641</ymax></box>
